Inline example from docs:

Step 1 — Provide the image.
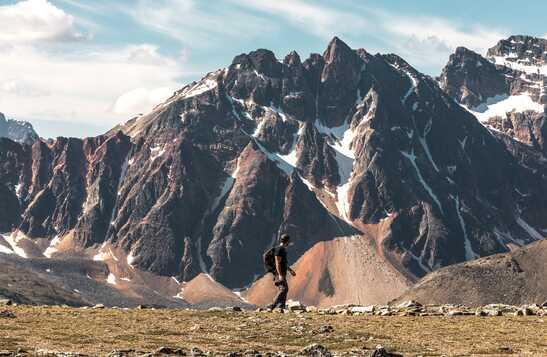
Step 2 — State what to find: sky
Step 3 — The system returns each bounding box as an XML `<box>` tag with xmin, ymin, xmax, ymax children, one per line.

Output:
<box><xmin>0</xmin><ymin>0</ymin><xmax>546</xmax><ymax>138</ymax></box>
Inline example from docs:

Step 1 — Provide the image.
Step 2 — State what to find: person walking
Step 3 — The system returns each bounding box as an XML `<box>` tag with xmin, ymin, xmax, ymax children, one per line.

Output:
<box><xmin>266</xmin><ymin>234</ymin><xmax>296</xmax><ymax>311</ymax></box>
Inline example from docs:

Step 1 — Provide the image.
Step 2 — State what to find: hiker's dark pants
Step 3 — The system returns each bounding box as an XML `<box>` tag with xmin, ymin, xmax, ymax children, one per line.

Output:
<box><xmin>271</xmin><ymin>279</ymin><xmax>288</xmax><ymax>309</ymax></box>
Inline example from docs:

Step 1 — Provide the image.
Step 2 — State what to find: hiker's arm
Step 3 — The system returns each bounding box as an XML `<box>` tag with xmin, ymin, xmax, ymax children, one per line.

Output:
<box><xmin>275</xmin><ymin>256</ymin><xmax>285</xmax><ymax>279</ymax></box>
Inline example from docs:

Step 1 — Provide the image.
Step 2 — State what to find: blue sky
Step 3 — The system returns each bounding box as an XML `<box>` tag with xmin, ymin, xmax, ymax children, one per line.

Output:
<box><xmin>0</xmin><ymin>0</ymin><xmax>545</xmax><ymax>138</ymax></box>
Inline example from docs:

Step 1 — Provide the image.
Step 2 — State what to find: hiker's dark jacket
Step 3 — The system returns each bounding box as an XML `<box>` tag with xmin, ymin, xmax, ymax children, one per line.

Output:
<box><xmin>273</xmin><ymin>245</ymin><xmax>288</xmax><ymax>275</ymax></box>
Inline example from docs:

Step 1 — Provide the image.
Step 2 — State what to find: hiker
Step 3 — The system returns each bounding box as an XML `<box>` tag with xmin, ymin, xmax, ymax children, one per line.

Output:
<box><xmin>264</xmin><ymin>234</ymin><xmax>296</xmax><ymax>311</ymax></box>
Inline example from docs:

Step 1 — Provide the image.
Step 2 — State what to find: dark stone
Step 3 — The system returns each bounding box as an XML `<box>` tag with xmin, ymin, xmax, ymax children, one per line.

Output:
<box><xmin>0</xmin><ymin>310</ymin><xmax>15</xmax><ymax>318</ymax></box>
<box><xmin>300</xmin><ymin>344</ymin><xmax>332</xmax><ymax>357</ymax></box>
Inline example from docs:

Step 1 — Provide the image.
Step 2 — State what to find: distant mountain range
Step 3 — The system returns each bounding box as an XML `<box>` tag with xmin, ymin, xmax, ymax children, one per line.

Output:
<box><xmin>0</xmin><ymin>112</ymin><xmax>38</xmax><ymax>145</ymax></box>
<box><xmin>0</xmin><ymin>35</ymin><xmax>545</xmax><ymax>308</ymax></box>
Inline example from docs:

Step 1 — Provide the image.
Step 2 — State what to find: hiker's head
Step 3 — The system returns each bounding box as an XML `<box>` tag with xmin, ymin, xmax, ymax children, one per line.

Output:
<box><xmin>280</xmin><ymin>234</ymin><xmax>290</xmax><ymax>246</ymax></box>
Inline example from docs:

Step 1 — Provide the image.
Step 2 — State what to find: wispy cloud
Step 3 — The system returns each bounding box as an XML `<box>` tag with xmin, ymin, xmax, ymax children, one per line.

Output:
<box><xmin>230</xmin><ymin>0</ymin><xmax>369</xmax><ymax>40</ymax></box>
<box><xmin>380</xmin><ymin>12</ymin><xmax>508</xmax><ymax>66</ymax></box>
<box><xmin>125</xmin><ymin>0</ymin><xmax>275</xmax><ymax>47</ymax></box>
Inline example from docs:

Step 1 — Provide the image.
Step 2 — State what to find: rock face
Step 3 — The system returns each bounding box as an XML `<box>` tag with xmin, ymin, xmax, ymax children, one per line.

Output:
<box><xmin>0</xmin><ymin>113</ymin><xmax>38</xmax><ymax>145</ymax></box>
<box><xmin>396</xmin><ymin>240</ymin><xmax>547</xmax><ymax>306</ymax></box>
<box><xmin>1</xmin><ymin>36</ymin><xmax>546</xmax><ymax>301</ymax></box>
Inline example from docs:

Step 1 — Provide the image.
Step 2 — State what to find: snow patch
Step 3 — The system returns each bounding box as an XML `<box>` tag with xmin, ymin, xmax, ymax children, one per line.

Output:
<box><xmin>14</xmin><ymin>183</ymin><xmax>23</xmax><ymax>199</ymax></box>
<box><xmin>253</xmin><ymin>139</ymin><xmax>296</xmax><ymax>175</ymax></box>
<box><xmin>180</xmin><ymin>79</ymin><xmax>217</xmax><ymax>99</ymax></box>
<box><xmin>401</xmin><ymin>150</ymin><xmax>444</xmax><ymax>214</ymax></box>
<box><xmin>452</xmin><ymin>195</ymin><xmax>478</xmax><ymax>260</ymax></box>
<box><xmin>150</xmin><ymin>145</ymin><xmax>166</xmax><ymax>161</ymax></box>
<box><xmin>278</xmin><ymin>123</ymin><xmax>304</xmax><ymax>168</ymax></box>
<box><xmin>127</xmin><ymin>251</ymin><xmax>136</xmax><ymax>266</ymax></box>
<box><xmin>418</xmin><ymin>118</ymin><xmax>439</xmax><ymax>172</ymax></box>
<box><xmin>3</xmin><ymin>232</ymin><xmax>28</xmax><ymax>258</ymax></box>
<box><xmin>516</xmin><ymin>217</ymin><xmax>544</xmax><ymax>240</ymax></box>
<box><xmin>401</xmin><ymin>69</ymin><xmax>418</xmax><ymax>104</ymax></box>
<box><xmin>107</xmin><ymin>273</ymin><xmax>117</xmax><ymax>285</ymax></box>
<box><xmin>490</xmin><ymin>55</ymin><xmax>547</xmax><ymax>75</ymax></box>
<box><xmin>93</xmin><ymin>245</ymin><xmax>111</xmax><ymax>262</ymax></box>
<box><xmin>173</xmin><ymin>288</ymin><xmax>185</xmax><ymax>300</ymax></box>
<box><xmin>43</xmin><ymin>235</ymin><xmax>61</xmax><ymax>258</ymax></box>
<box><xmin>467</xmin><ymin>94</ymin><xmax>544</xmax><ymax>122</ymax></box>
<box><xmin>233</xmin><ymin>290</ymin><xmax>249</xmax><ymax>303</ymax></box>
<box><xmin>0</xmin><ymin>241</ymin><xmax>14</xmax><ymax>255</ymax></box>
<box><xmin>315</xmin><ymin>92</ymin><xmax>377</xmax><ymax>223</ymax></box>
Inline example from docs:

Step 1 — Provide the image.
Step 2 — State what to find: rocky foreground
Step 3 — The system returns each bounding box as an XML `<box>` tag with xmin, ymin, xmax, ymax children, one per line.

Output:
<box><xmin>0</xmin><ymin>300</ymin><xmax>546</xmax><ymax>357</ymax></box>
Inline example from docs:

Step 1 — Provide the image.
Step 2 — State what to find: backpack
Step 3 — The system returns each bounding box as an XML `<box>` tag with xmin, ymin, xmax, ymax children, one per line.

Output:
<box><xmin>263</xmin><ymin>246</ymin><xmax>276</xmax><ymax>274</ymax></box>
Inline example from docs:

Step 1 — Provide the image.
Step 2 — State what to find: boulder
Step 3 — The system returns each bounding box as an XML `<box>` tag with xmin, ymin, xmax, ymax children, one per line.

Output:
<box><xmin>287</xmin><ymin>300</ymin><xmax>306</xmax><ymax>311</ymax></box>
<box><xmin>300</xmin><ymin>344</ymin><xmax>332</xmax><ymax>357</ymax></box>
<box><xmin>156</xmin><ymin>347</ymin><xmax>186</xmax><ymax>356</ymax></box>
<box><xmin>370</xmin><ymin>345</ymin><xmax>403</xmax><ymax>357</ymax></box>
<box><xmin>226</xmin><ymin>306</ymin><xmax>243</xmax><ymax>312</ymax></box>
<box><xmin>317</xmin><ymin>325</ymin><xmax>334</xmax><ymax>334</ymax></box>
<box><xmin>0</xmin><ymin>310</ymin><xmax>16</xmax><ymax>318</ymax></box>
<box><xmin>207</xmin><ymin>307</ymin><xmax>223</xmax><ymax>312</ymax></box>
<box><xmin>396</xmin><ymin>300</ymin><xmax>422</xmax><ymax>309</ymax></box>
<box><xmin>191</xmin><ymin>347</ymin><xmax>206</xmax><ymax>357</ymax></box>
<box><xmin>351</xmin><ymin>305</ymin><xmax>375</xmax><ymax>314</ymax></box>
<box><xmin>106</xmin><ymin>349</ymin><xmax>138</xmax><ymax>357</ymax></box>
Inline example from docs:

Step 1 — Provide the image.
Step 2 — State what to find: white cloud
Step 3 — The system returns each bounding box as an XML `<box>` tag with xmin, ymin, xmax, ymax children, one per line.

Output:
<box><xmin>0</xmin><ymin>0</ymin><xmax>187</xmax><ymax>133</ymax></box>
<box><xmin>0</xmin><ymin>0</ymin><xmax>85</xmax><ymax>43</ymax></box>
<box><xmin>111</xmin><ymin>87</ymin><xmax>174</xmax><ymax>115</ymax></box>
<box><xmin>0</xmin><ymin>44</ymin><xmax>184</xmax><ymax>125</ymax></box>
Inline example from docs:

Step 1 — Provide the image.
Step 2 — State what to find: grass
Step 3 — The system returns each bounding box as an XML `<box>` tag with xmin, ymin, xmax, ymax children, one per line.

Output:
<box><xmin>0</xmin><ymin>306</ymin><xmax>546</xmax><ymax>356</ymax></box>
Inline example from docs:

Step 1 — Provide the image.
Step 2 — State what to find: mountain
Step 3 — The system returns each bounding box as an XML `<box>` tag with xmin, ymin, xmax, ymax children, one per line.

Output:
<box><xmin>0</xmin><ymin>112</ymin><xmax>39</xmax><ymax>145</ymax></box>
<box><xmin>1</xmin><ymin>36</ymin><xmax>546</xmax><ymax>306</ymax></box>
<box><xmin>396</xmin><ymin>240</ymin><xmax>547</xmax><ymax>307</ymax></box>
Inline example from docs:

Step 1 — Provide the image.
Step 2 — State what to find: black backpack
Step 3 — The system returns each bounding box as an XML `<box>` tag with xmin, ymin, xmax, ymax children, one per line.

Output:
<box><xmin>263</xmin><ymin>246</ymin><xmax>276</xmax><ymax>274</ymax></box>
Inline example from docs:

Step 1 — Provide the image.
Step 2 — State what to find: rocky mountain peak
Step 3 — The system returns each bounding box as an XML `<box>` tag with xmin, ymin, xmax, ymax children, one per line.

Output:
<box><xmin>284</xmin><ymin>50</ymin><xmax>302</xmax><ymax>66</ymax></box>
<box><xmin>487</xmin><ymin>35</ymin><xmax>547</xmax><ymax>66</ymax></box>
<box><xmin>323</xmin><ymin>36</ymin><xmax>355</xmax><ymax>65</ymax></box>
<box><xmin>232</xmin><ymin>48</ymin><xmax>282</xmax><ymax>78</ymax></box>
<box><xmin>439</xmin><ymin>47</ymin><xmax>507</xmax><ymax>107</ymax></box>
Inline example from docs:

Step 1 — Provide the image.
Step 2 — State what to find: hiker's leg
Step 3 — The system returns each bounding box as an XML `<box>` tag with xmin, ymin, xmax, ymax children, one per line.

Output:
<box><xmin>278</xmin><ymin>280</ymin><xmax>288</xmax><ymax>310</ymax></box>
<box><xmin>271</xmin><ymin>280</ymin><xmax>287</xmax><ymax>309</ymax></box>
<box><xmin>268</xmin><ymin>276</ymin><xmax>281</xmax><ymax>309</ymax></box>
